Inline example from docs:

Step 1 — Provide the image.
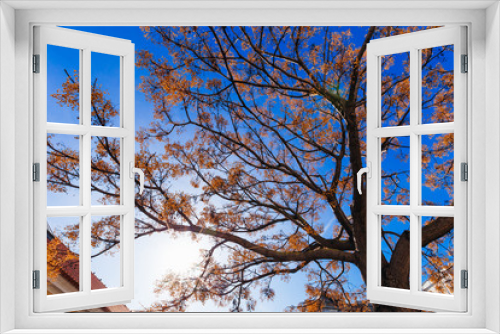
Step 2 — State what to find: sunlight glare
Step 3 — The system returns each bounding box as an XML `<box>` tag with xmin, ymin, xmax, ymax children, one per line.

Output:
<box><xmin>162</xmin><ymin>235</ymin><xmax>203</xmax><ymax>275</ymax></box>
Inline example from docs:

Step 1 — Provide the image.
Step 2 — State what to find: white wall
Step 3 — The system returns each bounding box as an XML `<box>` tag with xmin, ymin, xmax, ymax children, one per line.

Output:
<box><xmin>486</xmin><ymin>2</ymin><xmax>500</xmax><ymax>333</ymax></box>
<box><xmin>0</xmin><ymin>2</ymin><xmax>16</xmax><ymax>333</ymax></box>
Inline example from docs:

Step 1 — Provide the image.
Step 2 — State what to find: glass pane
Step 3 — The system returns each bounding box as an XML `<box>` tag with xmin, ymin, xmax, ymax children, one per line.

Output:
<box><xmin>91</xmin><ymin>215</ymin><xmax>121</xmax><ymax>290</ymax></box>
<box><xmin>47</xmin><ymin>133</ymin><xmax>80</xmax><ymax>206</ymax></box>
<box><xmin>421</xmin><ymin>45</ymin><xmax>454</xmax><ymax>124</ymax></box>
<box><xmin>91</xmin><ymin>136</ymin><xmax>121</xmax><ymax>205</ymax></box>
<box><xmin>421</xmin><ymin>216</ymin><xmax>454</xmax><ymax>294</ymax></box>
<box><xmin>47</xmin><ymin>45</ymin><xmax>80</xmax><ymax>124</ymax></box>
<box><xmin>91</xmin><ymin>52</ymin><xmax>121</xmax><ymax>127</ymax></box>
<box><xmin>381</xmin><ymin>215</ymin><xmax>410</xmax><ymax>290</ymax></box>
<box><xmin>381</xmin><ymin>136</ymin><xmax>410</xmax><ymax>205</ymax></box>
<box><xmin>47</xmin><ymin>216</ymin><xmax>80</xmax><ymax>295</ymax></box>
<box><xmin>380</xmin><ymin>52</ymin><xmax>410</xmax><ymax>127</ymax></box>
<box><xmin>421</xmin><ymin>133</ymin><xmax>454</xmax><ymax>206</ymax></box>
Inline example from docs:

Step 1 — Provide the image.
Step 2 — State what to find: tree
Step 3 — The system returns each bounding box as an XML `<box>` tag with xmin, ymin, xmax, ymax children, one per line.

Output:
<box><xmin>47</xmin><ymin>26</ymin><xmax>455</xmax><ymax>312</ymax></box>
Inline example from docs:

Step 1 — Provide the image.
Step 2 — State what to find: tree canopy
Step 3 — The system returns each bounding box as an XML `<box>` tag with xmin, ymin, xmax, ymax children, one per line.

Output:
<box><xmin>47</xmin><ymin>26</ymin><xmax>455</xmax><ymax>312</ymax></box>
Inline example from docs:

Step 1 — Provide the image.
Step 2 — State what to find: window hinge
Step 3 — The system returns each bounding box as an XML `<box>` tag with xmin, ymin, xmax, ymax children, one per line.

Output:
<box><xmin>33</xmin><ymin>163</ymin><xmax>40</xmax><ymax>182</ymax></box>
<box><xmin>461</xmin><ymin>54</ymin><xmax>468</xmax><ymax>73</ymax></box>
<box><xmin>33</xmin><ymin>54</ymin><xmax>40</xmax><ymax>73</ymax></box>
<box><xmin>461</xmin><ymin>162</ymin><xmax>468</xmax><ymax>181</ymax></box>
<box><xmin>33</xmin><ymin>270</ymin><xmax>40</xmax><ymax>289</ymax></box>
<box><xmin>461</xmin><ymin>270</ymin><xmax>468</xmax><ymax>289</ymax></box>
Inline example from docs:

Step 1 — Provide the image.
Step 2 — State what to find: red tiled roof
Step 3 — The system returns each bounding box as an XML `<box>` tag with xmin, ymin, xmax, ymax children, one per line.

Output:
<box><xmin>48</xmin><ymin>235</ymin><xmax>130</xmax><ymax>312</ymax></box>
<box><xmin>57</xmin><ymin>258</ymin><xmax>108</xmax><ymax>291</ymax></box>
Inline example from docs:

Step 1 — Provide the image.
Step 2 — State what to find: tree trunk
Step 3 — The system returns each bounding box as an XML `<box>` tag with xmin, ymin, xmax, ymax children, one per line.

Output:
<box><xmin>357</xmin><ymin>228</ymin><xmax>413</xmax><ymax>312</ymax></box>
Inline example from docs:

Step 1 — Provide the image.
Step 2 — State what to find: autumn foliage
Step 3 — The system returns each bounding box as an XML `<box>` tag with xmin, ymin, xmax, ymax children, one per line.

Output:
<box><xmin>47</xmin><ymin>26</ymin><xmax>454</xmax><ymax>312</ymax></box>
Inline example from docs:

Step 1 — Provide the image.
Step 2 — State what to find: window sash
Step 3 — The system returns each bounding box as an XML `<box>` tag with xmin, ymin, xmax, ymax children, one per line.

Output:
<box><xmin>365</xmin><ymin>26</ymin><xmax>467</xmax><ymax>312</ymax></box>
<box><xmin>33</xmin><ymin>26</ymin><xmax>136</xmax><ymax>313</ymax></box>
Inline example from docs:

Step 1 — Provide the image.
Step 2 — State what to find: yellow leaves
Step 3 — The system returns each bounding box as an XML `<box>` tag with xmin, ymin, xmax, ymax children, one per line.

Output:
<box><xmin>47</xmin><ymin>135</ymin><xmax>80</xmax><ymax>194</ymax></box>
<box><xmin>227</xmin><ymin>167</ymin><xmax>242</xmax><ymax>185</ymax></box>
<box><xmin>209</xmin><ymin>176</ymin><xmax>228</xmax><ymax>192</ymax></box>
<box><xmin>47</xmin><ymin>235</ymin><xmax>79</xmax><ymax>281</ymax></box>
<box><xmin>162</xmin><ymin>193</ymin><xmax>195</xmax><ymax>220</ymax></box>
<box><xmin>51</xmin><ymin>71</ymin><xmax>80</xmax><ymax>112</ymax></box>
<box><xmin>288</xmin><ymin>234</ymin><xmax>307</xmax><ymax>251</ymax></box>
<box><xmin>423</xmin><ymin>247</ymin><xmax>454</xmax><ymax>293</ymax></box>
<box><xmin>421</xmin><ymin>148</ymin><xmax>431</xmax><ymax>165</ymax></box>
<box><xmin>421</xmin><ymin>45</ymin><xmax>454</xmax><ymax>124</ymax></box>
<box><xmin>90</xmin><ymin>216</ymin><xmax>120</xmax><ymax>254</ymax></box>
<box><xmin>52</xmin><ymin>69</ymin><xmax>120</xmax><ymax>127</ymax></box>
<box><xmin>197</xmin><ymin>111</ymin><xmax>212</xmax><ymax>125</ymax></box>
<box><xmin>421</xmin><ymin>134</ymin><xmax>454</xmax><ymax>197</ymax></box>
<box><xmin>440</xmin><ymin>133</ymin><xmax>454</xmax><ymax>148</ymax></box>
<box><xmin>207</xmin><ymin>78</ymin><xmax>222</xmax><ymax>90</ymax></box>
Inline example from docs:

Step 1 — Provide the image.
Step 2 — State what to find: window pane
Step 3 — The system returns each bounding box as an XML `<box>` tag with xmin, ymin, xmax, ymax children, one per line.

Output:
<box><xmin>47</xmin><ymin>133</ymin><xmax>80</xmax><ymax>206</ymax></box>
<box><xmin>381</xmin><ymin>52</ymin><xmax>410</xmax><ymax>127</ymax></box>
<box><xmin>421</xmin><ymin>45</ymin><xmax>454</xmax><ymax>124</ymax></box>
<box><xmin>381</xmin><ymin>136</ymin><xmax>410</xmax><ymax>205</ymax></box>
<box><xmin>421</xmin><ymin>134</ymin><xmax>454</xmax><ymax>206</ymax></box>
<box><xmin>91</xmin><ymin>52</ymin><xmax>121</xmax><ymax>127</ymax></box>
<box><xmin>47</xmin><ymin>45</ymin><xmax>80</xmax><ymax>124</ymax></box>
<box><xmin>91</xmin><ymin>136</ymin><xmax>121</xmax><ymax>205</ymax></box>
<box><xmin>91</xmin><ymin>215</ymin><xmax>121</xmax><ymax>290</ymax></box>
<box><xmin>47</xmin><ymin>216</ymin><xmax>80</xmax><ymax>295</ymax></box>
<box><xmin>381</xmin><ymin>215</ymin><xmax>410</xmax><ymax>290</ymax></box>
<box><xmin>421</xmin><ymin>216</ymin><xmax>454</xmax><ymax>294</ymax></box>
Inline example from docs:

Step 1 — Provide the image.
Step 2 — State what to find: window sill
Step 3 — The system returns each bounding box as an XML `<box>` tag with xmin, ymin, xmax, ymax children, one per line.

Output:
<box><xmin>4</xmin><ymin>329</ymin><xmax>498</xmax><ymax>334</ymax></box>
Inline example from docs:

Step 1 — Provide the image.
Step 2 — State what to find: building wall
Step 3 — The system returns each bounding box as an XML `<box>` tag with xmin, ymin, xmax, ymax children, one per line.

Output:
<box><xmin>0</xmin><ymin>2</ymin><xmax>16</xmax><ymax>333</ymax></box>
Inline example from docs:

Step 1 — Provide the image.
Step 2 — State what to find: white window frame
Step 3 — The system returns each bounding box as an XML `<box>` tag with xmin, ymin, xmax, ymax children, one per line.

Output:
<box><xmin>0</xmin><ymin>1</ymin><xmax>499</xmax><ymax>333</ymax></box>
<box><xmin>365</xmin><ymin>26</ymin><xmax>467</xmax><ymax>312</ymax></box>
<box><xmin>33</xmin><ymin>26</ymin><xmax>136</xmax><ymax>312</ymax></box>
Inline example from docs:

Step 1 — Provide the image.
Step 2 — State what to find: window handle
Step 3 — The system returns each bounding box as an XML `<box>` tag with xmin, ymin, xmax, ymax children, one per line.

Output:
<box><xmin>356</xmin><ymin>162</ymin><xmax>371</xmax><ymax>195</ymax></box>
<box><xmin>130</xmin><ymin>162</ymin><xmax>145</xmax><ymax>195</ymax></box>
